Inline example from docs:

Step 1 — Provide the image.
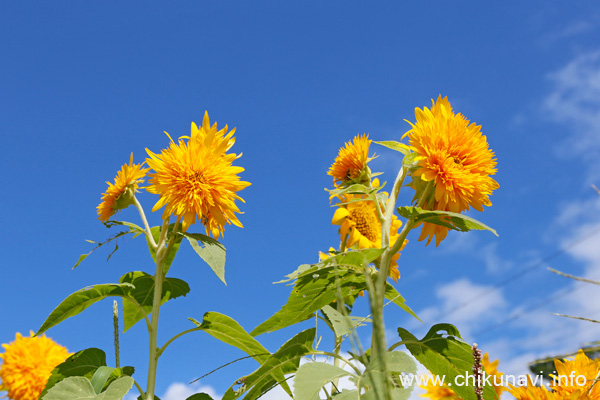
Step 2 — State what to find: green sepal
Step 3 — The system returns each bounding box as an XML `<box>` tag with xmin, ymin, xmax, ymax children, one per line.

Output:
<box><xmin>40</xmin><ymin>348</ymin><xmax>107</xmax><ymax>398</ymax></box>
<box><xmin>397</xmin><ymin>324</ymin><xmax>498</xmax><ymax>400</ymax></box>
<box><xmin>36</xmin><ymin>283</ymin><xmax>135</xmax><ymax>335</ymax></box>
<box><xmin>180</xmin><ymin>232</ymin><xmax>226</xmax><ymax>285</ymax></box>
<box><xmin>120</xmin><ymin>271</ymin><xmax>190</xmax><ymax>332</ymax></box>
<box><xmin>222</xmin><ymin>328</ymin><xmax>316</xmax><ymax>400</ymax></box>
<box><xmin>374</xmin><ymin>141</ymin><xmax>412</xmax><ymax>155</ymax></box>
<box><xmin>397</xmin><ymin>206</ymin><xmax>498</xmax><ymax>236</ymax></box>
<box><xmin>326</xmin><ymin>184</ymin><xmax>378</xmax><ymax>199</ymax></box>
<box><xmin>402</xmin><ymin>152</ymin><xmax>420</xmax><ymax>168</ymax></box>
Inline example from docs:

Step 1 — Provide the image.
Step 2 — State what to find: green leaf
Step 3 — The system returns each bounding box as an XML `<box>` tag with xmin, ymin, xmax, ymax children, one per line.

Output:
<box><xmin>186</xmin><ymin>395</ymin><xmax>215</xmax><ymax>400</ymax></box>
<box><xmin>321</xmin><ymin>305</ymin><xmax>370</xmax><ymax>337</ymax></box>
<box><xmin>42</xmin><ymin>375</ymin><xmax>133</xmax><ymax>399</ymax></box>
<box><xmin>384</xmin><ymin>283</ymin><xmax>420</xmax><ymax>322</ymax></box>
<box><xmin>41</xmin><ymin>348</ymin><xmax>107</xmax><ymax>398</ymax></box>
<box><xmin>147</xmin><ymin>224</ymin><xmax>183</xmax><ymax>275</ymax></box>
<box><xmin>294</xmin><ymin>362</ymin><xmax>353</xmax><ymax>400</ymax></box>
<box><xmin>99</xmin><ymin>377</ymin><xmax>134</xmax><ymax>399</ymax></box>
<box><xmin>397</xmin><ymin>206</ymin><xmax>498</xmax><ymax>236</ymax></box>
<box><xmin>91</xmin><ymin>366</ymin><xmax>115</xmax><ymax>394</ymax></box>
<box><xmin>120</xmin><ymin>271</ymin><xmax>190</xmax><ymax>332</ymax></box>
<box><xmin>37</xmin><ymin>284</ymin><xmax>135</xmax><ymax>335</ymax></box>
<box><xmin>333</xmin><ymin>390</ymin><xmax>360</xmax><ymax>400</ymax></box>
<box><xmin>73</xmin><ymin>221</ymin><xmax>145</xmax><ymax>269</ymax></box>
<box><xmin>191</xmin><ymin>312</ymin><xmax>292</xmax><ymax>396</ymax></box>
<box><xmin>223</xmin><ymin>328</ymin><xmax>316</xmax><ymax>400</ymax></box>
<box><xmin>41</xmin><ymin>376</ymin><xmax>96</xmax><ymax>399</ymax></box>
<box><xmin>326</xmin><ymin>184</ymin><xmax>377</xmax><ymax>199</ymax></box>
<box><xmin>360</xmin><ymin>351</ymin><xmax>417</xmax><ymax>400</ymax></box>
<box><xmin>251</xmin><ymin>267</ymin><xmax>368</xmax><ymax>336</ymax></box>
<box><xmin>397</xmin><ymin>324</ymin><xmax>498</xmax><ymax>400</ymax></box>
<box><xmin>374</xmin><ymin>141</ymin><xmax>411</xmax><ymax>155</ymax></box>
<box><xmin>182</xmin><ymin>232</ymin><xmax>226</xmax><ymax>284</ymax></box>
<box><xmin>191</xmin><ymin>312</ymin><xmax>271</xmax><ymax>364</ymax></box>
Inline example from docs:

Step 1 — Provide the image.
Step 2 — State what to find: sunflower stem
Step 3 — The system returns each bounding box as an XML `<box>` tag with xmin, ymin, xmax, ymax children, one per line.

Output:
<box><xmin>381</xmin><ymin>166</ymin><xmax>407</xmax><ymax>249</ymax></box>
<box><xmin>369</xmin><ymin>179</ymin><xmax>432</xmax><ymax>400</ymax></box>
<box><xmin>145</xmin><ymin>217</ymin><xmax>173</xmax><ymax>400</ymax></box>
<box><xmin>134</xmin><ymin>195</ymin><xmax>157</xmax><ymax>250</ymax></box>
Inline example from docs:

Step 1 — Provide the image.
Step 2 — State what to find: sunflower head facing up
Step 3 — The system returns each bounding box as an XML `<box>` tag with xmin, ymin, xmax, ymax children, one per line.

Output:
<box><xmin>0</xmin><ymin>332</ymin><xmax>71</xmax><ymax>400</ymax></box>
<box><xmin>328</xmin><ymin>134</ymin><xmax>374</xmax><ymax>186</ymax></box>
<box><xmin>331</xmin><ymin>189</ymin><xmax>406</xmax><ymax>282</ymax></box>
<box><xmin>97</xmin><ymin>153</ymin><xmax>149</xmax><ymax>222</ymax></box>
<box><xmin>145</xmin><ymin>112</ymin><xmax>251</xmax><ymax>237</ymax></box>
<box><xmin>405</xmin><ymin>95</ymin><xmax>499</xmax><ymax>246</ymax></box>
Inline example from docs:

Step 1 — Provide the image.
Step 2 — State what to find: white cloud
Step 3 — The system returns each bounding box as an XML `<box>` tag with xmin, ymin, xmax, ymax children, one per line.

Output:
<box><xmin>543</xmin><ymin>50</ymin><xmax>600</xmax><ymax>180</ymax></box>
<box><xmin>161</xmin><ymin>382</ymin><xmax>221</xmax><ymax>400</ymax></box>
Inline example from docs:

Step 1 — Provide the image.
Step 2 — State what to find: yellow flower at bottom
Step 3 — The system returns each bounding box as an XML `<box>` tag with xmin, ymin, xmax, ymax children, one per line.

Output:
<box><xmin>551</xmin><ymin>350</ymin><xmax>600</xmax><ymax>399</ymax></box>
<box><xmin>0</xmin><ymin>332</ymin><xmax>71</xmax><ymax>400</ymax></box>
<box><xmin>421</xmin><ymin>353</ymin><xmax>503</xmax><ymax>400</ymax></box>
<box><xmin>97</xmin><ymin>153</ymin><xmax>149</xmax><ymax>222</ymax></box>
<box><xmin>332</xmin><ymin>193</ymin><xmax>406</xmax><ymax>282</ymax></box>
<box><xmin>508</xmin><ymin>375</ymin><xmax>556</xmax><ymax>400</ymax></box>
<box><xmin>405</xmin><ymin>95</ymin><xmax>499</xmax><ymax>246</ymax></box>
<box><xmin>145</xmin><ymin>113</ymin><xmax>251</xmax><ymax>237</ymax></box>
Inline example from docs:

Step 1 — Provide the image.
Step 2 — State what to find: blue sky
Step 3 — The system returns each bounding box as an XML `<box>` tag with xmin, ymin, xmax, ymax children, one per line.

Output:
<box><xmin>2</xmin><ymin>2</ymin><xmax>600</xmax><ymax>399</ymax></box>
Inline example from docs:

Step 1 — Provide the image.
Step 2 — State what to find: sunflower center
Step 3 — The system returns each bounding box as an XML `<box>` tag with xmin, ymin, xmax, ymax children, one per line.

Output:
<box><xmin>350</xmin><ymin>207</ymin><xmax>380</xmax><ymax>242</ymax></box>
<box><xmin>190</xmin><ymin>171</ymin><xmax>204</xmax><ymax>182</ymax></box>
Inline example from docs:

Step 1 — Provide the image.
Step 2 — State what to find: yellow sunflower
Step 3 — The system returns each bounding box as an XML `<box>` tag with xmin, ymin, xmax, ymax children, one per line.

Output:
<box><xmin>508</xmin><ymin>375</ymin><xmax>556</xmax><ymax>400</ymax></box>
<box><xmin>405</xmin><ymin>95</ymin><xmax>498</xmax><ymax>246</ymax></box>
<box><xmin>97</xmin><ymin>153</ymin><xmax>149</xmax><ymax>222</ymax></box>
<box><xmin>551</xmin><ymin>350</ymin><xmax>600</xmax><ymax>399</ymax></box>
<box><xmin>328</xmin><ymin>134</ymin><xmax>373</xmax><ymax>186</ymax></box>
<box><xmin>0</xmin><ymin>332</ymin><xmax>71</xmax><ymax>400</ymax></box>
<box><xmin>332</xmin><ymin>191</ymin><xmax>406</xmax><ymax>282</ymax></box>
<box><xmin>145</xmin><ymin>112</ymin><xmax>251</xmax><ymax>237</ymax></box>
<box><xmin>421</xmin><ymin>353</ymin><xmax>503</xmax><ymax>400</ymax></box>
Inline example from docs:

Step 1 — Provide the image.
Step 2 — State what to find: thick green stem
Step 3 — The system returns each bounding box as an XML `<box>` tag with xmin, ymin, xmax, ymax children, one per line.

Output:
<box><xmin>145</xmin><ymin>218</ymin><xmax>174</xmax><ymax>400</ymax></box>
<box><xmin>369</xmin><ymin>180</ymin><xmax>433</xmax><ymax>400</ymax></box>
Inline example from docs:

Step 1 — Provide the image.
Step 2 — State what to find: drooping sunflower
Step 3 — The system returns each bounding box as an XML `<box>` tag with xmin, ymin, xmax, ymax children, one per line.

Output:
<box><xmin>551</xmin><ymin>350</ymin><xmax>600</xmax><ymax>399</ymax></box>
<box><xmin>405</xmin><ymin>95</ymin><xmax>499</xmax><ymax>246</ymax></box>
<box><xmin>328</xmin><ymin>134</ymin><xmax>373</xmax><ymax>186</ymax></box>
<box><xmin>0</xmin><ymin>332</ymin><xmax>71</xmax><ymax>400</ymax></box>
<box><xmin>97</xmin><ymin>153</ymin><xmax>149</xmax><ymax>222</ymax></box>
<box><xmin>421</xmin><ymin>353</ymin><xmax>504</xmax><ymax>400</ymax></box>
<box><xmin>145</xmin><ymin>112</ymin><xmax>251</xmax><ymax>237</ymax></box>
<box><xmin>332</xmin><ymin>187</ymin><xmax>406</xmax><ymax>282</ymax></box>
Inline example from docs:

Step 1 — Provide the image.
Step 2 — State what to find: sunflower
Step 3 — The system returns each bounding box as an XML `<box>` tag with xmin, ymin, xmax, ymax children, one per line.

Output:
<box><xmin>405</xmin><ymin>95</ymin><xmax>499</xmax><ymax>246</ymax></box>
<box><xmin>146</xmin><ymin>113</ymin><xmax>251</xmax><ymax>237</ymax></box>
<box><xmin>0</xmin><ymin>332</ymin><xmax>70</xmax><ymax>400</ymax></box>
<box><xmin>508</xmin><ymin>375</ymin><xmax>556</xmax><ymax>400</ymax></box>
<box><xmin>332</xmin><ymin>191</ymin><xmax>406</xmax><ymax>282</ymax></box>
<box><xmin>328</xmin><ymin>134</ymin><xmax>373</xmax><ymax>186</ymax></box>
<box><xmin>97</xmin><ymin>153</ymin><xmax>149</xmax><ymax>222</ymax></box>
<box><xmin>551</xmin><ymin>350</ymin><xmax>600</xmax><ymax>399</ymax></box>
<box><xmin>421</xmin><ymin>353</ymin><xmax>503</xmax><ymax>400</ymax></box>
